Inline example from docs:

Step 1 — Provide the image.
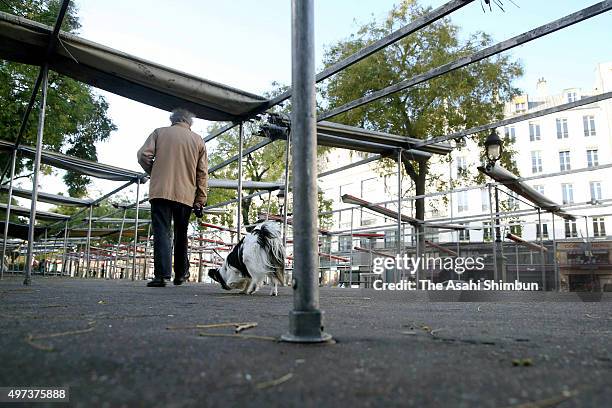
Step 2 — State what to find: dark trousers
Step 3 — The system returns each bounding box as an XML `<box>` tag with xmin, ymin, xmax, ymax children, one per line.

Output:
<box><xmin>150</xmin><ymin>198</ymin><xmax>192</xmax><ymax>280</ymax></box>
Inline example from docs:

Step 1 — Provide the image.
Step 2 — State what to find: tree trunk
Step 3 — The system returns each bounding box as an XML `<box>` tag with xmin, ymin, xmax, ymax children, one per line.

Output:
<box><xmin>402</xmin><ymin>159</ymin><xmax>428</xmax><ymax>283</ymax></box>
<box><xmin>414</xmin><ymin>161</ymin><xmax>427</xmax><ymax>280</ymax></box>
<box><xmin>241</xmin><ymin>195</ymin><xmax>253</xmax><ymax>227</ymax></box>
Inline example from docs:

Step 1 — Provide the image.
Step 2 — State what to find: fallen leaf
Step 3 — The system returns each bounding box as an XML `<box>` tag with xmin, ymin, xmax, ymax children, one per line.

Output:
<box><xmin>256</xmin><ymin>373</ymin><xmax>293</xmax><ymax>390</ymax></box>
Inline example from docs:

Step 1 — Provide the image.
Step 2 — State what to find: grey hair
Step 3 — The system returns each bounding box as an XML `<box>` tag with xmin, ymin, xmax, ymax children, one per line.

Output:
<box><xmin>170</xmin><ymin>108</ymin><xmax>195</xmax><ymax>126</ymax></box>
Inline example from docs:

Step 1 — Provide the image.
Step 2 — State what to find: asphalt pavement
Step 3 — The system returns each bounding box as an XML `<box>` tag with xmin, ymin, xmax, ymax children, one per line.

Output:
<box><xmin>0</xmin><ymin>276</ymin><xmax>610</xmax><ymax>408</ymax></box>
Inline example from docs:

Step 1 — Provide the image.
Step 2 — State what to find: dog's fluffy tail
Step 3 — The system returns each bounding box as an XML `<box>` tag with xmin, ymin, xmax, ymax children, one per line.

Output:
<box><xmin>255</xmin><ymin>221</ymin><xmax>285</xmax><ymax>285</ymax></box>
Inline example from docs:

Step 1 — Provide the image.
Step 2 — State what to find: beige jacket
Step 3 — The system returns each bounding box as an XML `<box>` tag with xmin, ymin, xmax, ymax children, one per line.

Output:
<box><xmin>137</xmin><ymin>122</ymin><xmax>208</xmax><ymax>207</ymax></box>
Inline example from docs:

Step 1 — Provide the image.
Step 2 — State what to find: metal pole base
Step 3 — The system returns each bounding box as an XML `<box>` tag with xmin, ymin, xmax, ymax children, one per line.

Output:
<box><xmin>281</xmin><ymin>310</ymin><xmax>333</xmax><ymax>343</ymax></box>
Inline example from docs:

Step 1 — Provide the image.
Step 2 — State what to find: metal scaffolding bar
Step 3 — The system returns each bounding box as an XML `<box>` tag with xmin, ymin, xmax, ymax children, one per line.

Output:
<box><xmin>0</xmin><ymin>150</ymin><xmax>17</xmax><ymax>279</ymax></box>
<box><xmin>319</xmin><ymin>1</ymin><xmax>612</xmax><ymax>121</ymax></box>
<box><xmin>131</xmin><ymin>179</ymin><xmax>141</xmax><ymax>280</ymax></box>
<box><xmin>282</xmin><ymin>0</ymin><xmax>331</xmax><ymax>343</ymax></box>
<box><xmin>113</xmin><ymin>208</ymin><xmax>127</xmax><ymax>278</ymax></box>
<box><xmin>209</xmin><ymin>138</ymin><xmax>272</xmax><ymax>174</ymax></box>
<box><xmin>0</xmin><ymin>0</ymin><xmax>71</xmax><ymax>183</ymax></box>
<box><xmin>236</xmin><ymin>123</ymin><xmax>244</xmax><ymax>243</ymax></box>
<box><xmin>203</xmin><ymin>1</ymin><xmax>474</xmax><ymax>144</ymax></box>
<box><xmin>319</xmin><ymin>154</ymin><xmax>382</xmax><ymax>178</ymax></box>
<box><xmin>24</xmin><ymin>65</ymin><xmax>49</xmax><ymax>285</ymax></box>
<box><xmin>61</xmin><ymin>221</ymin><xmax>69</xmax><ymax>275</ymax></box>
<box><xmin>269</xmin><ymin>0</ymin><xmax>474</xmax><ymax>108</ymax></box>
<box><xmin>85</xmin><ymin>205</ymin><xmax>93</xmax><ymax>276</ymax></box>
<box><xmin>282</xmin><ymin>134</ymin><xmax>291</xmax><ymax>247</ymax></box>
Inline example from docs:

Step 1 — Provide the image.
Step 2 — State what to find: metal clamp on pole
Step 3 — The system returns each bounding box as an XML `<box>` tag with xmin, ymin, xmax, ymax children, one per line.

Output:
<box><xmin>281</xmin><ymin>0</ymin><xmax>332</xmax><ymax>344</ymax></box>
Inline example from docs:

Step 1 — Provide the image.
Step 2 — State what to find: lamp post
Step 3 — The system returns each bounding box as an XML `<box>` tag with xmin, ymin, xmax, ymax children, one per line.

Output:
<box><xmin>485</xmin><ymin>129</ymin><xmax>503</xmax><ymax>243</ymax></box>
<box><xmin>484</xmin><ymin>129</ymin><xmax>505</xmax><ymax>282</ymax></box>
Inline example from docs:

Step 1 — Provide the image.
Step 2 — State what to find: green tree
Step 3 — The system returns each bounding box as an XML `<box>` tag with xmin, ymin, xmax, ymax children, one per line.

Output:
<box><xmin>0</xmin><ymin>0</ymin><xmax>116</xmax><ymax>197</ymax></box>
<box><xmin>322</xmin><ymin>0</ymin><xmax>522</xmax><ymax>256</ymax></box>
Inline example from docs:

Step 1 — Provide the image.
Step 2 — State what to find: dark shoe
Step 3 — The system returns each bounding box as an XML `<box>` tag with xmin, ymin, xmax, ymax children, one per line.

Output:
<box><xmin>147</xmin><ymin>277</ymin><xmax>166</xmax><ymax>287</ymax></box>
<box><xmin>173</xmin><ymin>272</ymin><xmax>190</xmax><ymax>286</ymax></box>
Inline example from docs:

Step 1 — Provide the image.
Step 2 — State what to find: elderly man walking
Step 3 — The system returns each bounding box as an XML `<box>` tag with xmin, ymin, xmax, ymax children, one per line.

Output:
<box><xmin>137</xmin><ymin>108</ymin><xmax>208</xmax><ymax>287</ymax></box>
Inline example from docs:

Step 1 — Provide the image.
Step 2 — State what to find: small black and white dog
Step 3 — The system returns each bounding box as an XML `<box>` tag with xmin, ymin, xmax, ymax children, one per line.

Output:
<box><xmin>208</xmin><ymin>221</ymin><xmax>285</xmax><ymax>296</ymax></box>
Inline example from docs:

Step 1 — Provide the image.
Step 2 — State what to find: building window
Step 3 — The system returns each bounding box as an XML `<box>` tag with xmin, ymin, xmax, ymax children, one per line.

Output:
<box><xmin>586</xmin><ymin>149</ymin><xmax>599</xmax><ymax>167</ymax></box>
<box><xmin>504</xmin><ymin>126</ymin><xmax>516</xmax><ymax>142</ymax></box>
<box><xmin>457</xmin><ymin>190</ymin><xmax>468</xmax><ymax>213</ymax></box>
<box><xmin>481</xmin><ymin>188</ymin><xmax>490</xmax><ymax>212</ymax></box>
<box><xmin>458</xmin><ymin>225</ymin><xmax>470</xmax><ymax>242</ymax></box>
<box><xmin>533</xmin><ymin>185</ymin><xmax>545</xmax><ymax>195</ymax></box>
<box><xmin>515</xmin><ymin>102</ymin><xmax>526</xmax><ymax>112</ymax></box>
<box><xmin>483</xmin><ymin>221</ymin><xmax>491</xmax><ymax>242</ymax></box>
<box><xmin>509</xmin><ymin>222</ymin><xmax>522</xmax><ymax>237</ymax></box>
<box><xmin>583</xmin><ymin>115</ymin><xmax>596</xmax><ymax>136</ymax></box>
<box><xmin>567</xmin><ymin>92</ymin><xmax>577</xmax><ymax>103</ymax></box>
<box><xmin>529</xmin><ymin>122</ymin><xmax>541</xmax><ymax>141</ymax></box>
<box><xmin>559</xmin><ymin>151</ymin><xmax>571</xmax><ymax>171</ymax></box>
<box><xmin>590</xmin><ymin>181</ymin><xmax>602</xmax><ymax>202</ymax></box>
<box><xmin>384</xmin><ymin>230</ymin><xmax>398</xmax><ymax>247</ymax></box>
<box><xmin>456</xmin><ymin>156</ymin><xmax>467</xmax><ymax>176</ymax></box>
<box><xmin>561</xmin><ymin>183</ymin><xmax>573</xmax><ymax>204</ymax></box>
<box><xmin>507</xmin><ymin>192</ymin><xmax>519</xmax><ymax>210</ymax></box>
<box><xmin>531</xmin><ymin>151</ymin><xmax>542</xmax><ymax>173</ymax></box>
<box><xmin>556</xmin><ymin>118</ymin><xmax>568</xmax><ymax>139</ymax></box>
<box><xmin>339</xmin><ymin>235</ymin><xmax>352</xmax><ymax>251</ymax></box>
<box><xmin>536</xmin><ymin>223</ymin><xmax>549</xmax><ymax>239</ymax></box>
<box><xmin>565</xmin><ymin>219</ymin><xmax>578</xmax><ymax>238</ymax></box>
<box><xmin>360</xmin><ymin>178</ymin><xmax>378</xmax><ymax>226</ymax></box>
<box><xmin>593</xmin><ymin>217</ymin><xmax>606</xmax><ymax>237</ymax></box>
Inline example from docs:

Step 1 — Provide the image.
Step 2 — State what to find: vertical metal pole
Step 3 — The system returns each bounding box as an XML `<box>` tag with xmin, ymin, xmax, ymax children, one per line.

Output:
<box><xmin>395</xmin><ymin>148</ymin><xmax>402</xmax><ymax>284</ymax></box>
<box><xmin>52</xmin><ymin>234</ymin><xmax>58</xmax><ymax>275</ymax></box>
<box><xmin>282</xmin><ymin>135</ymin><xmax>291</xmax><ymax>245</ymax></box>
<box><xmin>349</xmin><ymin>208</ymin><xmax>353</xmax><ymax>287</ymax></box>
<box><xmin>143</xmin><ymin>222</ymin><xmax>151</xmax><ymax>280</ymax></box>
<box><xmin>515</xmin><ymin>245</ymin><xmax>519</xmax><ymax>282</ymax></box>
<box><xmin>1</xmin><ymin>149</ymin><xmax>17</xmax><ymax>280</ymax></box>
<box><xmin>113</xmin><ymin>209</ymin><xmax>126</xmax><ymax>278</ymax></box>
<box><xmin>24</xmin><ymin>65</ymin><xmax>49</xmax><ymax>286</ymax></box>
<box><xmin>85</xmin><ymin>205</ymin><xmax>93</xmax><ymax>278</ymax></box>
<box><xmin>282</xmin><ymin>0</ymin><xmax>331</xmax><ymax>343</ymax></box>
<box><xmin>42</xmin><ymin>228</ymin><xmax>48</xmax><ymax>276</ymax></box>
<box><xmin>282</xmin><ymin>133</ymin><xmax>291</xmax><ymax>287</ymax></box>
<box><xmin>584</xmin><ymin>215</ymin><xmax>593</xmax><ymax>291</ymax></box>
<box><xmin>198</xmin><ymin>231</ymin><xmax>204</xmax><ymax>282</ymax></box>
<box><xmin>552</xmin><ymin>213</ymin><xmax>559</xmax><ymax>291</ymax></box>
<box><xmin>538</xmin><ymin>208</ymin><xmax>545</xmax><ymax>290</ymax></box>
<box><xmin>132</xmin><ymin>180</ymin><xmax>140</xmax><ymax>280</ymax></box>
<box><xmin>266</xmin><ymin>191</ymin><xmax>272</xmax><ymax>220</ymax></box>
<box><xmin>488</xmin><ymin>184</ymin><xmax>498</xmax><ymax>281</ymax></box>
<box><xmin>236</xmin><ymin>123</ymin><xmax>244</xmax><ymax>244</ymax></box>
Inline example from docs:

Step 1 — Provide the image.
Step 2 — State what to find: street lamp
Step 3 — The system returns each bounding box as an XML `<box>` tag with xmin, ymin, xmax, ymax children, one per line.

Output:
<box><xmin>484</xmin><ymin>128</ymin><xmax>503</xmax><ymax>164</ymax></box>
<box><xmin>484</xmin><ymin>129</ymin><xmax>505</xmax><ymax>283</ymax></box>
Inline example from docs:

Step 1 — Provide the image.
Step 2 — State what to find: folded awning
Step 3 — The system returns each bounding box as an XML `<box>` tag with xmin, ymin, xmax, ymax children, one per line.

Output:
<box><xmin>0</xmin><ymin>12</ymin><xmax>269</xmax><ymax>121</ymax></box>
<box><xmin>261</xmin><ymin>117</ymin><xmax>451</xmax><ymax>156</ymax></box>
<box><xmin>317</xmin><ymin>121</ymin><xmax>452</xmax><ymax>156</ymax></box>
<box><xmin>478</xmin><ymin>163</ymin><xmax>575</xmax><ymax>220</ymax></box>
<box><xmin>0</xmin><ymin>222</ymin><xmax>46</xmax><ymax>240</ymax></box>
<box><xmin>0</xmin><ymin>203</ymin><xmax>70</xmax><ymax>221</ymax></box>
<box><xmin>0</xmin><ymin>139</ymin><xmax>145</xmax><ymax>181</ymax></box>
<box><xmin>1</xmin><ymin>185</ymin><xmax>94</xmax><ymax>207</ymax></box>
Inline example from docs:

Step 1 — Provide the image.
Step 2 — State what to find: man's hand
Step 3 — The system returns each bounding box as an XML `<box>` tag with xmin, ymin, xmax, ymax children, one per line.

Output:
<box><xmin>193</xmin><ymin>203</ymin><xmax>204</xmax><ymax>218</ymax></box>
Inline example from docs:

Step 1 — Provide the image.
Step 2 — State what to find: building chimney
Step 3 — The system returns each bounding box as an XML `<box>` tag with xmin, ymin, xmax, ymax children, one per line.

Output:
<box><xmin>536</xmin><ymin>77</ymin><xmax>548</xmax><ymax>98</ymax></box>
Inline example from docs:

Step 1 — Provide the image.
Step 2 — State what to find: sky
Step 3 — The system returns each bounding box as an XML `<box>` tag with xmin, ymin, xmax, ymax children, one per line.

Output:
<box><xmin>23</xmin><ymin>0</ymin><xmax>612</xmax><ymax>210</ymax></box>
